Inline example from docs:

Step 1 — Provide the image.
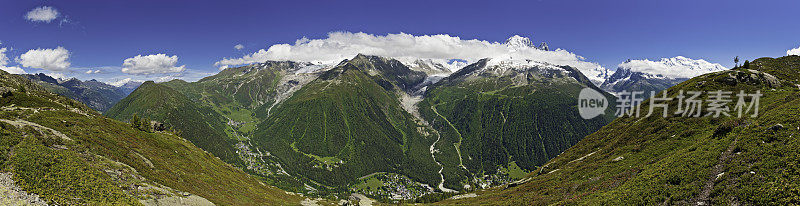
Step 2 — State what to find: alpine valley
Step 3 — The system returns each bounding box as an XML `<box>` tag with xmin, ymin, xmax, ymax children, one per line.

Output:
<box><xmin>3</xmin><ymin>35</ymin><xmax>743</xmax><ymax>204</ymax></box>
<box><xmin>102</xmin><ymin>36</ymin><xmax>626</xmax><ymax>202</ymax></box>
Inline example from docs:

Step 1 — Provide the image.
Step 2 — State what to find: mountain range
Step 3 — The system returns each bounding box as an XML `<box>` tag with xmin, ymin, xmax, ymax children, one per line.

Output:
<box><xmin>20</xmin><ymin>73</ymin><xmax>142</xmax><ymax>112</ymax></box>
<box><xmin>601</xmin><ymin>56</ymin><xmax>728</xmax><ymax>97</ymax></box>
<box><xmin>104</xmin><ymin>51</ymin><xmax>616</xmax><ymax>201</ymax></box>
<box><xmin>6</xmin><ymin>36</ymin><xmax>743</xmax><ymax>204</ymax></box>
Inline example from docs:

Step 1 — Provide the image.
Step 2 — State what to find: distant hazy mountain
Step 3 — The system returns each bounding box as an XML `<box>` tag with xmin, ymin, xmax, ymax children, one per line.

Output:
<box><xmin>601</xmin><ymin>56</ymin><xmax>727</xmax><ymax>96</ymax></box>
<box><xmin>111</xmin><ymin>78</ymin><xmax>144</xmax><ymax>95</ymax></box>
<box><xmin>20</xmin><ymin>73</ymin><xmax>142</xmax><ymax>112</ymax></box>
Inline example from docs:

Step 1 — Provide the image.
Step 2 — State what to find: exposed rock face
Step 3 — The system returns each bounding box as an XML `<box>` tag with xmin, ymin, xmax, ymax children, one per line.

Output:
<box><xmin>538</xmin><ymin>42</ymin><xmax>549</xmax><ymax>51</ymax></box>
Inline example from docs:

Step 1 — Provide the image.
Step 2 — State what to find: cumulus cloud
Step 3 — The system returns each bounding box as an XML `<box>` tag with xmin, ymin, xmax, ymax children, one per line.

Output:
<box><xmin>234</xmin><ymin>44</ymin><xmax>244</xmax><ymax>50</ymax></box>
<box><xmin>47</xmin><ymin>72</ymin><xmax>67</xmax><ymax>80</ymax></box>
<box><xmin>788</xmin><ymin>46</ymin><xmax>800</xmax><ymax>56</ymax></box>
<box><xmin>617</xmin><ymin>56</ymin><xmax>727</xmax><ymax>79</ymax></box>
<box><xmin>214</xmin><ymin>32</ymin><xmax>608</xmax><ymax>84</ymax></box>
<box><xmin>16</xmin><ymin>47</ymin><xmax>71</xmax><ymax>71</ymax></box>
<box><xmin>25</xmin><ymin>6</ymin><xmax>60</xmax><ymax>23</ymax></box>
<box><xmin>121</xmin><ymin>54</ymin><xmax>186</xmax><ymax>75</ymax></box>
<box><xmin>0</xmin><ymin>47</ymin><xmax>26</xmax><ymax>74</ymax></box>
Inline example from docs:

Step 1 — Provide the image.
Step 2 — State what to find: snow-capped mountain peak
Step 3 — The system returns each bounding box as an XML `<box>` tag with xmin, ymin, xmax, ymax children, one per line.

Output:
<box><xmin>485</xmin><ymin>57</ymin><xmax>563</xmax><ymax>72</ymax></box>
<box><xmin>396</xmin><ymin>57</ymin><xmax>467</xmax><ymax>75</ymax></box>
<box><xmin>601</xmin><ymin>56</ymin><xmax>728</xmax><ymax>96</ymax></box>
<box><xmin>504</xmin><ymin>35</ymin><xmax>549</xmax><ymax>51</ymax></box>
<box><xmin>617</xmin><ymin>56</ymin><xmax>727</xmax><ymax>79</ymax></box>
<box><xmin>109</xmin><ymin>78</ymin><xmax>139</xmax><ymax>87</ymax></box>
<box><xmin>505</xmin><ymin>35</ymin><xmax>536</xmax><ymax>48</ymax></box>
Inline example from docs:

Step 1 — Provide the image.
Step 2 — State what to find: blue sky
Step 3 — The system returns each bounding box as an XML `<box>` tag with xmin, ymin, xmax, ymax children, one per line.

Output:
<box><xmin>2</xmin><ymin>0</ymin><xmax>800</xmax><ymax>83</ymax></box>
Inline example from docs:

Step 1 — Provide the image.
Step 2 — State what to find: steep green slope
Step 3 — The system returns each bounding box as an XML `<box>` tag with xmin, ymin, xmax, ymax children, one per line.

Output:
<box><xmin>252</xmin><ymin>54</ymin><xmax>441</xmax><ymax>191</ymax></box>
<box><xmin>418</xmin><ymin>59</ymin><xmax>616</xmax><ymax>190</ymax></box>
<box><xmin>105</xmin><ymin>81</ymin><xmax>243</xmax><ymax>166</ymax></box>
<box><xmin>115</xmin><ymin>61</ymin><xmax>318</xmax><ymax>192</ymax></box>
<box><xmin>0</xmin><ymin>70</ymin><xmax>304</xmax><ymax>205</ymax></box>
<box><xmin>439</xmin><ymin>55</ymin><xmax>800</xmax><ymax>205</ymax></box>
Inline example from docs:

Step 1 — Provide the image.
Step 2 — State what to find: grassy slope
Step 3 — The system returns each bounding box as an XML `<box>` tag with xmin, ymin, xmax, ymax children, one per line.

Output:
<box><xmin>253</xmin><ymin>55</ymin><xmax>440</xmax><ymax>190</ymax></box>
<box><xmin>105</xmin><ymin>81</ymin><xmax>243</xmax><ymax>166</ymax></box>
<box><xmin>439</xmin><ymin>56</ymin><xmax>800</xmax><ymax>205</ymax></box>
<box><xmin>0</xmin><ymin>70</ymin><xmax>304</xmax><ymax>205</ymax></box>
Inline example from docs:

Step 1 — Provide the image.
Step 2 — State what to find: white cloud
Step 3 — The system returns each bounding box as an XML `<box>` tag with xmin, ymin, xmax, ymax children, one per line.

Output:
<box><xmin>0</xmin><ymin>65</ymin><xmax>25</xmax><ymax>74</ymax></box>
<box><xmin>1</xmin><ymin>47</ymin><xmax>12</xmax><ymax>66</ymax></box>
<box><xmin>25</xmin><ymin>6</ymin><xmax>60</xmax><ymax>23</ymax></box>
<box><xmin>234</xmin><ymin>44</ymin><xmax>244</xmax><ymax>50</ymax></box>
<box><xmin>788</xmin><ymin>46</ymin><xmax>800</xmax><ymax>56</ymax></box>
<box><xmin>16</xmin><ymin>47</ymin><xmax>71</xmax><ymax>71</ymax></box>
<box><xmin>121</xmin><ymin>54</ymin><xmax>186</xmax><ymax>75</ymax></box>
<box><xmin>0</xmin><ymin>66</ymin><xmax>25</xmax><ymax>74</ymax></box>
<box><xmin>1</xmin><ymin>47</ymin><xmax>26</xmax><ymax>74</ymax></box>
<box><xmin>85</xmin><ymin>69</ymin><xmax>101</xmax><ymax>74</ymax></box>
<box><xmin>214</xmin><ymin>32</ymin><xmax>608</xmax><ymax>84</ymax></box>
<box><xmin>617</xmin><ymin>56</ymin><xmax>727</xmax><ymax>79</ymax></box>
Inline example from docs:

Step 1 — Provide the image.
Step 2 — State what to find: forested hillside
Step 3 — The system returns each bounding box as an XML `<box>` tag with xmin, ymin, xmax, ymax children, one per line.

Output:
<box><xmin>439</xmin><ymin>56</ymin><xmax>800</xmax><ymax>205</ymax></box>
<box><xmin>419</xmin><ymin>59</ymin><xmax>616</xmax><ymax>190</ymax></box>
<box><xmin>105</xmin><ymin>81</ymin><xmax>243</xmax><ymax>166</ymax></box>
<box><xmin>252</xmin><ymin>54</ymin><xmax>441</xmax><ymax>190</ymax></box>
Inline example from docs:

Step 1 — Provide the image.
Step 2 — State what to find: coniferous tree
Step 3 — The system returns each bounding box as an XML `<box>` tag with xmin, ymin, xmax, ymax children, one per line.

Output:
<box><xmin>141</xmin><ymin>117</ymin><xmax>152</xmax><ymax>132</ymax></box>
<box><xmin>131</xmin><ymin>113</ymin><xmax>141</xmax><ymax>130</ymax></box>
<box><xmin>743</xmin><ymin>60</ymin><xmax>750</xmax><ymax>69</ymax></box>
